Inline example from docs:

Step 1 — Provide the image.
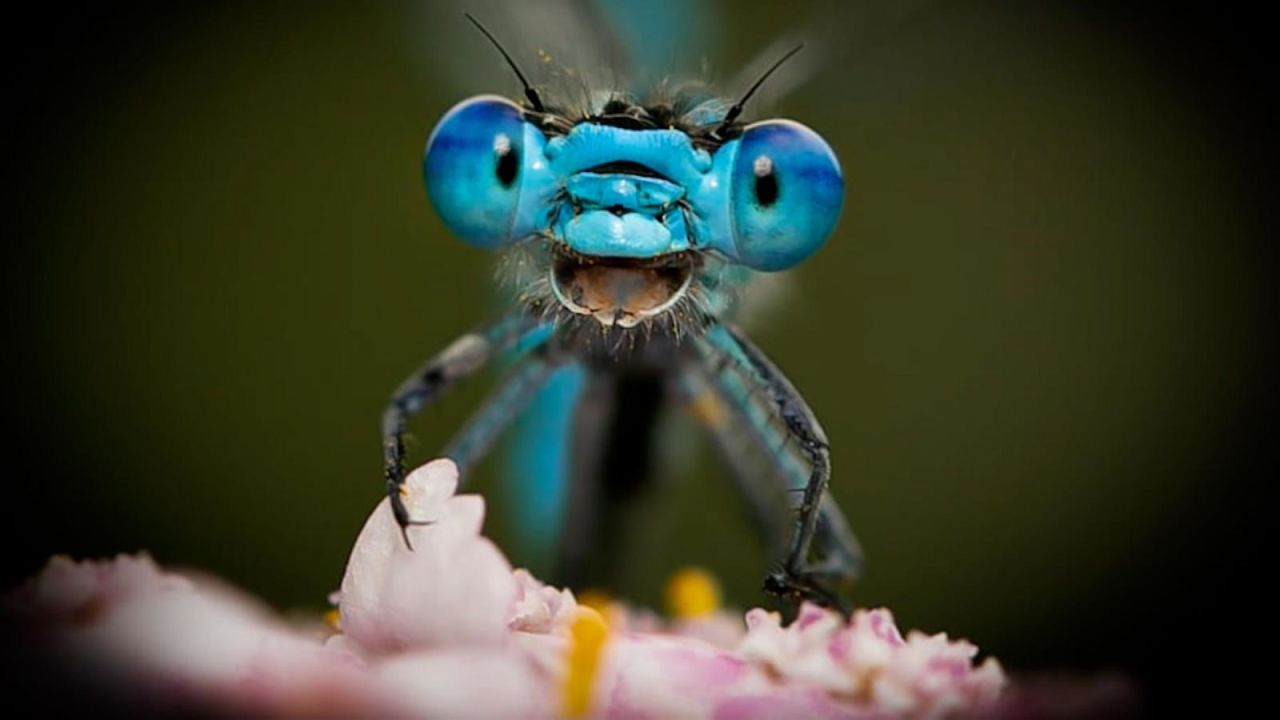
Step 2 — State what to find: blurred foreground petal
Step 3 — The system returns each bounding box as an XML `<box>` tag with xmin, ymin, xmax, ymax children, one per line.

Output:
<box><xmin>8</xmin><ymin>554</ymin><xmax>380</xmax><ymax>717</ymax></box>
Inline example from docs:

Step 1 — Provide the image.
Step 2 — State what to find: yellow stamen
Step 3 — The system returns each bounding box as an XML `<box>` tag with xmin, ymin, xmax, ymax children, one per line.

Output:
<box><xmin>665</xmin><ymin>566</ymin><xmax>721</xmax><ymax>619</ymax></box>
<box><xmin>323</xmin><ymin>608</ymin><xmax>341</xmax><ymax>630</ymax></box>
<box><xmin>562</xmin><ymin>607</ymin><xmax>610</xmax><ymax>718</ymax></box>
<box><xmin>575</xmin><ymin>589</ymin><xmax>628</xmax><ymax>627</ymax></box>
<box><xmin>575</xmin><ymin>590</ymin><xmax>613</xmax><ymax>614</ymax></box>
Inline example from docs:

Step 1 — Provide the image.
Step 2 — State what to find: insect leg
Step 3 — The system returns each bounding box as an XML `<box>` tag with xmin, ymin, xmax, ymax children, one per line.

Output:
<box><xmin>442</xmin><ymin>349</ymin><xmax>567</xmax><ymax>479</ymax></box>
<box><xmin>674</xmin><ymin>366</ymin><xmax>792</xmax><ymax>549</ymax></box>
<box><xmin>694</xmin><ymin>323</ymin><xmax>859</xmax><ymax>612</ymax></box>
<box><xmin>678</xmin><ymin>360</ymin><xmax>865</xmax><ymax>587</ymax></box>
<box><xmin>382</xmin><ymin>313</ymin><xmax>548</xmax><ymax>547</ymax></box>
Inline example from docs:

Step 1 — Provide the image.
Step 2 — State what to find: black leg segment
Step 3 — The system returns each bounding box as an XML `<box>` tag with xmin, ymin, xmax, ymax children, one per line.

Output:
<box><xmin>382</xmin><ymin>313</ymin><xmax>547</xmax><ymax>547</ymax></box>
<box><xmin>694</xmin><ymin>323</ymin><xmax>861</xmax><ymax>613</ymax></box>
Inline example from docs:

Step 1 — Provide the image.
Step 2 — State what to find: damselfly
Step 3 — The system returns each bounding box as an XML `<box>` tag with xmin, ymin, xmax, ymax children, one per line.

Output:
<box><xmin>383</xmin><ymin>9</ymin><xmax>863</xmax><ymax>610</ymax></box>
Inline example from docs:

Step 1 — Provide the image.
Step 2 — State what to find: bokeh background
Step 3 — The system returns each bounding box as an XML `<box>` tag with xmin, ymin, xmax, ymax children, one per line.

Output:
<box><xmin>7</xmin><ymin>0</ymin><xmax>1272</xmax><ymax>712</ymax></box>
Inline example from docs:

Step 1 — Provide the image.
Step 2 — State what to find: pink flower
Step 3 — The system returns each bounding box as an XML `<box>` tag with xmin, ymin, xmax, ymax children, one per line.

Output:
<box><xmin>510</xmin><ymin>568</ymin><xmax>579</xmax><ymax>634</ymax></box>
<box><xmin>337</xmin><ymin>458</ymin><xmax>519</xmax><ymax>654</ymax></box>
<box><xmin>566</xmin><ymin>599</ymin><xmax>1004</xmax><ymax>719</ymax></box>
<box><xmin>376</xmin><ymin>649</ymin><xmax>548</xmax><ymax>718</ymax></box>
<box><xmin>6</xmin><ymin>458</ymin><xmax>1026</xmax><ymax>718</ymax></box>
<box><xmin>6</xmin><ymin>553</ymin><xmax>380</xmax><ymax>717</ymax></box>
<box><xmin>737</xmin><ymin>604</ymin><xmax>1005</xmax><ymax>717</ymax></box>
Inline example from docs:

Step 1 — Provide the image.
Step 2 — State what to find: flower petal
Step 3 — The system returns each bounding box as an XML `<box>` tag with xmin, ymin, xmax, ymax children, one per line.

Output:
<box><xmin>377</xmin><ymin>648</ymin><xmax>547</xmax><ymax>719</ymax></box>
<box><xmin>11</xmin><ymin>555</ymin><xmax>381</xmax><ymax>717</ymax></box>
<box><xmin>510</xmin><ymin>568</ymin><xmax>579</xmax><ymax>634</ymax></box>
<box><xmin>739</xmin><ymin>603</ymin><xmax>1006</xmax><ymax>715</ymax></box>
<box><xmin>339</xmin><ymin>459</ymin><xmax>518</xmax><ymax>654</ymax></box>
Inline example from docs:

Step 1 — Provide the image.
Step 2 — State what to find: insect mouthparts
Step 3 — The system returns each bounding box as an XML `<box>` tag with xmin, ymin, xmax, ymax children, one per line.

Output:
<box><xmin>582</xmin><ymin>161</ymin><xmax>672</xmax><ymax>182</ymax></box>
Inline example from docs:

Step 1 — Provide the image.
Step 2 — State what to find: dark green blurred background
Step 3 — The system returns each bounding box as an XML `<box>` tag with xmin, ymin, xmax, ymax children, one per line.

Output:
<box><xmin>6</xmin><ymin>0</ymin><xmax>1272</xmax><ymax>711</ymax></box>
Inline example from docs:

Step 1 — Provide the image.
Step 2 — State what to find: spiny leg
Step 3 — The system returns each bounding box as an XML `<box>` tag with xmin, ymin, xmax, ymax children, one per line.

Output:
<box><xmin>677</xmin><ymin>363</ymin><xmax>864</xmax><ymax>588</ymax></box>
<box><xmin>682</xmin><ymin>360</ymin><xmax>863</xmax><ymax>614</ymax></box>
<box><xmin>694</xmin><ymin>323</ymin><xmax>860</xmax><ymax>612</ymax></box>
<box><xmin>382</xmin><ymin>313</ymin><xmax>549</xmax><ymax>547</ymax></box>
<box><xmin>700</xmin><ymin>347</ymin><xmax>864</xmax><ymax>583</ymax></box>
<box><xmin>442</xmin><ymin>349</ymin><xmax>566</xmax><ymax>480</ymax></box>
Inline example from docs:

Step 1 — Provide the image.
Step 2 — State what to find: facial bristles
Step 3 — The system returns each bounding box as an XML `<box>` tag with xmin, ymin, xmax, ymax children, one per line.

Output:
<box><xmin>496</xmin><ymin>240</ymin><xmax>713</xmax><ymax>349</ymax></box>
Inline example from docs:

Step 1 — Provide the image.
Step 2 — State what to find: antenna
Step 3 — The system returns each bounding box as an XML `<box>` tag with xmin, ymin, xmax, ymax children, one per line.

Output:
<box><xmin>715</xmin><ymin>43</ymin><xmax>805</xmax><ymax>135</ymax></box>
<box><xmin>463</xmin><ymin>12</ymin><xmax>545</xmax><ymax>113</ymax></box>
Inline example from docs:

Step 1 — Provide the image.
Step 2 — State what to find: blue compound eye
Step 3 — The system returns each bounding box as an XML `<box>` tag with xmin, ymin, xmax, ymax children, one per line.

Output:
<box><xmin>423</xmin><ymin>96</ymin><xmax>527</xmax><ymax>249</ymax></box>
<box><xmin>729</xmin><ymin>120</ymin><xmax>844</xmax><ymax>271</ymax></box>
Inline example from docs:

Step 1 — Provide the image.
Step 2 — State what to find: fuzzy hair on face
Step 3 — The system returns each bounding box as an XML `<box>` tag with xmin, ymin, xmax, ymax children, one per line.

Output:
<box><xmin>494</xmin><ymin>234</ymin><xmax>741</xmax><ymax>350</ymax></box>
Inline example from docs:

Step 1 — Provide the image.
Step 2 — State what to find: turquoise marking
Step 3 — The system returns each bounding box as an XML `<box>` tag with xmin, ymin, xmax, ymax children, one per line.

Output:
<box><xmin>564</xmin><ymin>173</ymin><xmax>685</xmax><ymax>210</ymax></box>
<box><xmin>505</xmin><ymin>363</ymin><xmax>586</xmax><ymax>570</ymax></box>
<box><xmin>542</xmin><ymin>124</ymin><xmax>731</xmax><ymax>259</ymax></box>
<box><xmin>506</xmin><ymin>322</ymin><xmax>554</xmax><ymax>357</ymax></box>
<box><xmin>545</xmin><ymin>125</ymin><xmax>713</xmax><ymax>184</ymax></box>
<box><xmin>562</xmin><ymin>210</ymin><xmax>677</xmax><ymax>257</ymax></box>
<box><xmin>512</xmin><ymin>120</ymin><xmax>558</xmax><ymax>241</ymax></box>
<box><xmin>558</xmin><ymin>172</ymin><xmax>690</xmax><ymax>256</ymax></box>
<box><xmin>706</xmin><ymin>324</ymin><xmax>754</xmax><ymax>372</ymax></box>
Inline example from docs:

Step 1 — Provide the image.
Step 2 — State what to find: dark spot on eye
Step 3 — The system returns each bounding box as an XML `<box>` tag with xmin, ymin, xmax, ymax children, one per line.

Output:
<box><xmin>754</xmin><ymin>169</ymin><xmax>779</xmax><ymax>208</ymax></box>
<box><xmin>495</xmin><ymin>144</ymin><xmax>518</xmax><ymax>188</ymax></box>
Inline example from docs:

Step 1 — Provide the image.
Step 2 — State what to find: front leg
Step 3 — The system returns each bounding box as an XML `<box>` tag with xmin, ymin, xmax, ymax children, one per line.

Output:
<box><xmin>382</xmin><ymin>314</ymin><xmax>547</xmax><ymax>547</ymax></box>
<box><xmin>697</xmin><ymin>323</ymin><xmax>852</xmax><ymax>613</ymax></box>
